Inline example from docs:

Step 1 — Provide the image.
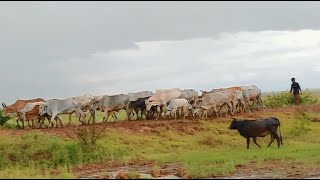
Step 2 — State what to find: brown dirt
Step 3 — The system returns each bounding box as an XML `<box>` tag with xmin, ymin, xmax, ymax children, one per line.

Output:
<box><xmin>226</xmin><ymin>160</ymin><xmax>320</xmax><ymax>179</ymax></box>
<box><xmin>1</xmin><ymin>104</ymin><xmax>319</xmax><ymax>140</ymax></box>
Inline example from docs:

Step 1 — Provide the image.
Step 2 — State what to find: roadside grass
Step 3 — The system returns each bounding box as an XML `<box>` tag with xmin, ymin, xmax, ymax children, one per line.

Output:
<box><xmin>1</xmin><ymin>103</ymin><xmax>320</xmax><ymax>178</ymax></box>
<box><xmin>0</xmin><ymin>166</ymin><xmax>75</xmax><ymax>179</ymax></box>
<box><xmin>1</xmin><ymin>110</ymin><xmax>320</xmax><ymax>178</ymax></box>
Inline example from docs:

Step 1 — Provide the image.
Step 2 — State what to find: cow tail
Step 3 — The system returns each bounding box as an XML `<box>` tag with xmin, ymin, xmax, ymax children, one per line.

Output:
<box><xmin>279</xmin><ymin>121</ymin><xmax>283</xmax><ymax>145</ymax></box>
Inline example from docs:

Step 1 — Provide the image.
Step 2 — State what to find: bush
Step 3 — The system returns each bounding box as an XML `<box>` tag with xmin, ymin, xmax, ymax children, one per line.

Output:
<box><xmin>289</xmin><ymin>107</ymin><xmax>311</xmax><ymax>136</ymax></box>
<box><xmin>263</xmin><ymin>90</ymin><xmax>318</xmax><ymax>108</ymax></box>
<box><xmin>0</xmin><ymin>110</ymin><xmax>10</xmax><ymax>127</ymax></box>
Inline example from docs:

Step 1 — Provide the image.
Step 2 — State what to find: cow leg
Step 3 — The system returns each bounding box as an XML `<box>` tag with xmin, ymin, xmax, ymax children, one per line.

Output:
<box><xmin>227</xmin><ymin>103</ymin><xmax>234</xmax><ymax>116</ymax></box>
<box><xmin>43</xmin><ymin>115</ymin><xmax>50</xmax><ymax>128</ymax></box>
<box><xmin>15</xmin><ymin>118</ymin><xmax>21</xmax><ymax>129</ymax></box>
<box><xmin>20</xmin><ymin>118</ymin><xmax>25</xmax><ymax>129</ymax></box>
<box><xmin>104</xmin><ymin>112</ymin><xmax>111</xmax><ymax>123</ymax></box>
<box><xmin>267</xmin><ymin>134</ymin><xmax>276</xmax><ymax>147</ymax></box>
<box><xmin>258</xmin><ymin>96</ymin><xmax>263</xmax><ymax>110</ymax></box>
<box><xmin>67</xmin><ymin>114</ymin><xmax>72</xmax><ymax>126</ymax></box>
<box><xmin>253</xmin><ymin>137</ymin><xmax>261</xmax><ymax>148</ymax></box>
<box><xmin>27</xmin><ymin>120</ymin><xmax>32</xmax><ymax>128</ymax></box>
<box><xmin>139</xmin><ymin>109</ymin><xmax>143</xmax><ymax>120</ymax></box>
<box><xmin>112</xmin><ymin>111</ymin><xmax>118</xmax><ymax>123</ymax></box>
<box><xmin>183</xmin><ymin>106</ymin><xmax>188</xmax><ymax>120</ymax></box>
<box><xmin>31</xmin><ymin>120</ymin><xmax>35</xmax><ymax>129</ymax></box>
<box><xmin>155</xmin><ymin>107</ymin><xmax>162</xmax><ymax>120</ymax></box>
<box><xmin>54</xmin><ymin>118</ymin><xmax>59</xmax><ymax>128</ymax></box>
<box><xmin>269</xmin><ymin>128</ymin><xmax>281</xmax><ymax>148</ymax></box>
<box><xmin>57</xmin><ymin>116</ymin><xmax>64</xmax><ymax>127</ymax></box>
<box><xmin>125</xmin><ymin>105</ymin><xmax>131</xmax><ymax>121</ymax></box>
<box><xmin>246</xmin><ymin>137</ymin><xmax>250</xmax><ymax>149</ymax></box>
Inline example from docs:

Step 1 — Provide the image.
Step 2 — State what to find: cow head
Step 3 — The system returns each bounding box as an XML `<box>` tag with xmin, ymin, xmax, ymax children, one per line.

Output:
<box><xmin>229</xmin><ymin>118</ymin><xmax>239</xmax><ymax>130</ymax></box>
<box><xmin>38</xmin><ymin>104</ymin><xmax>49</xmax><ymax>116</ymax></box>
<box><xmin>145</xmin><ymin>99</ymin><xmax>154</xmax><ymax>111</ymax></box>
<box><xmin>1</xmin><ymin>102</ymin><xmax>14</xmax><ymax>117</ymax></box>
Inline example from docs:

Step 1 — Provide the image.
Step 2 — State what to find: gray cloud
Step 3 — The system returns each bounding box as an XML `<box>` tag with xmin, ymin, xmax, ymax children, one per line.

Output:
<box><xmin>1</xmin><ymin>2</ymin><xmax>320</xmax><ymax>104</ymax></box>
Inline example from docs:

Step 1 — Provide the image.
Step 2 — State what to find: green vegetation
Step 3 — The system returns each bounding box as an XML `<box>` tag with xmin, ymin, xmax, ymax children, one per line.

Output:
<box><xmin>0</xmin><ymin>90</ymin><xmax>319</xmax><ymax>178</ymax></box>
<box><xmin>263</xmin><ymin>90</ymin><xmax>318</xmax><ymax>108</ymax></box>
<box><xmin>0</xmin><ymin>107</ymin><xmax>320</xmax><ymax>178</ymax></box>
<box><xmin>0</xmin><ymin>110</ymin><xmax>10</xmax><ymax>127</ymax></box>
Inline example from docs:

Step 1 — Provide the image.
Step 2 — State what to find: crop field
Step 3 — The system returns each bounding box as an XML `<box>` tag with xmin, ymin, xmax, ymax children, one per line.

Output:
<box><xmin>0</xmin><ymin>91</ymin><xmax>320</xmax><ymax>179</ymax></box>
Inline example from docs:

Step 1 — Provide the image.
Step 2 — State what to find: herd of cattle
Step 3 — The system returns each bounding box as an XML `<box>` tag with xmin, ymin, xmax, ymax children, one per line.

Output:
<box><xmin>1</xmin><ymin>85</ymin><xmax>262</xmax><ymax>129</ymax></box>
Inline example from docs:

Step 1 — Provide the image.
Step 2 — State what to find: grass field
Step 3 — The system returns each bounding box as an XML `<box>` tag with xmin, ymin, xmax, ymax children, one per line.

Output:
<box><xmin>0</xmin><ymin>90</ymin><xmax>320</xmax><ymax>178</ymax></box>
<box><xmin>1</xmin><ymin>104</ymin><xmax>320</xmax><ymax>178</ymax></box>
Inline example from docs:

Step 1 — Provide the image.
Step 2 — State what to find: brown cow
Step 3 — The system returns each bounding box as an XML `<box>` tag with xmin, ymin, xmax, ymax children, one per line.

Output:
<box><xmin>1</xmin><ymin>98</ymin><xmax>45</xmax><ymax>129</ymax></box>
<box><xmin>17</xmin><ymin>105</ymin><xmax>52</xmax><ymax>129</ymax></box>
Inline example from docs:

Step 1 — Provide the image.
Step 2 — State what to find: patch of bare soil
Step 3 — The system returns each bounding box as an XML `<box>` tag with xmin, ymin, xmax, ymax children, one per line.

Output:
<box><xmin>73</xmin><ymin>160</ymin><xmax>185</xmax><ymax>179</ymax></box>
<box><xmin>216</xmin><ymin>160</ymin><xmax>320</xmax><ymax>179</ymax></box>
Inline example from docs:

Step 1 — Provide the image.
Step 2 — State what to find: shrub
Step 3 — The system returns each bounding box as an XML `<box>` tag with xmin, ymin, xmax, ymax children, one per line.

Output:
<box><xmin>289</xmin><ymin>107</ymin><xmax>311</xmax><ymax>136</ymax></box>
<box><xmin>263</xmin><ymin>90</ymin><xmax>318</xmax><ymax>108</ymax></box>
<box><xmin>0</xmin><ymin>110</ymin><xmax>10</xmax><ymax>127</ymax></box>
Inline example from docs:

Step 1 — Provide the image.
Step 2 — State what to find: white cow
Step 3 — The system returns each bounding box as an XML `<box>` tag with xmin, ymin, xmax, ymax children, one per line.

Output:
<box><xmin>195</xmin><ymin>91</ymin><xmax>234</xmax><ymax>119</ymax></box>
<box><xmin>165</xmin><ymin>98</ymin><xmax>190</xmax><ymax>120</ymax></box>
<box><xmin>128</xmin><ymin>91</ymin><xmax>154</xmax><ymax>102</ymax></box>
<box><xmin>72</xmin><ymin>94</ymin><xmax>96</xmax><ymax>124</ymax></box>
<box><xmin>240</xmin><ymin>85</ymin><xmax>263</xmax><ymax>111</ymax></box>
<box><xmin>39</xmin><ymin>98</ymin><xmax>83</xmax><ymax>128</ymax></box>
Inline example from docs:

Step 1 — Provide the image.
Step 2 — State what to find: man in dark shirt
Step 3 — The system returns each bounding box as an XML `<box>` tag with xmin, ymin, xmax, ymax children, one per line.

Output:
<box><xmin>290</xmin><ymin>77</ymin><xmax>302</xmax><ymax>105</ymax></box>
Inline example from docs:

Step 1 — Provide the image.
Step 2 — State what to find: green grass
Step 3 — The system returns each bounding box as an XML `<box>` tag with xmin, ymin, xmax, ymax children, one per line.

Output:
<box><xmin>1</xmin><ymin>109</ymin><xmax>320</xmax><ymax>178</ymax></box>
<box><xmin>1</xmin><ymin>92</ymin><xmax>320</xmax><ymax>178</ymax></box>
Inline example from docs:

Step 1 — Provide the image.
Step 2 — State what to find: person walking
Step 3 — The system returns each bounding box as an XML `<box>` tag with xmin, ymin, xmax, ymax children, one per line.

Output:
<box><xmin>290</xmin><ymin>77</ymin><xmax>302</xmax><ymax>105</ymax></box>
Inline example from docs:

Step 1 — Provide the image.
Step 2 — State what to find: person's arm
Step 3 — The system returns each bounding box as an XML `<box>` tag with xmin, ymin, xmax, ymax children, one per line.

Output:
<box><xmin>290</xmin><ymin>84</ymin><xmax>293</xmax><ymax>93</ymax></box>
<box><xmin>298</xmin><ymin>83</ymin><xmax>302</xmax><ymax>93</ymax></box>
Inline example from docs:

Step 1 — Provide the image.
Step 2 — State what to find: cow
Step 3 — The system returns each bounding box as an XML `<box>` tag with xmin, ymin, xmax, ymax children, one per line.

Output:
<box><xmin>18</xmin><ymin>102</ymin><xmax>47</xmax><ymax>128</ymax></box>
<box><xmin>128</xmin><ymin>96</ymin><xmax>151</xmax><ymax>120</ymax></box>
<box><xmin>191</xmin><ymin>108</ymin><xmax>203</xmax><ymax>119</ymax></box>
<box><xmin>1</xmin><ymin>98</ymin><xmax>45</xmax><ymax>129</ymax></box>
<box><xmin>38</xmin><ymin>98</ymin><xmax>83</xmax><ymax>128</ymax></box>
<box><xmin>128</xmin><ymin>91</ymin><xmax>154</xmax><ymax>102</ymax></box>
<box><xmin>165</xmin><ymin>98</ymin><xmax>191</xmax><ymax>120</ymax></box>
<box><xmin>145</xmin><ymin>88</ymin><xmax>182</xmax><ymax>120</ymax></box>
<box><xmin>179</xmin><ymin>89</ymin><xmax>198</xmax><ymax>104</ymax></box>
<box><xmin>18</xmin><ymin>104</ymin><xmax>51</xmax><ymax>129</ymax></box>
<box><xmin>146</xmin><ymin>105</ymin><xmax>159</xmax><ymax>120</ymax></box>
<box><xmin>229</xmin><ymin>117</ymin><xmax>283</xmax><ymax>149</ymax></box>
<box><xmin>94</xmin><ymin>94</ymin><xmax>131</xmax><ymax>123</ymax></box>
<box><xmin>201</xmin><ymin>87</ymin><xmax>247</xmax><ymax>114</ymax></box>
<box><xmin>240</xmin><ymin>85</ymin><xmax>263</xmax><ymax>111</ymax></box>
<box><xmin>194</xmin><ymin>91</ymin><xmax>234</xmax><ymax>119</ymax></box>
<box><xmin>72</xmin><ymin>94</ymin><xmax>96</xmax><ymax>124</ymax></box>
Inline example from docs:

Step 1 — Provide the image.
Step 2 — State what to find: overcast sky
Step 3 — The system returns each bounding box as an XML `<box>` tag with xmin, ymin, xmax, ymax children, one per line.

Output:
<box><xmin>1</xmin><ymin>1</ymin><xmax>320</xmax><ymax>104</ymax></box>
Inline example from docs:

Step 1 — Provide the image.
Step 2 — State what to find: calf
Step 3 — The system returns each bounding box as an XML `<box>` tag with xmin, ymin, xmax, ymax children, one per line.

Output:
<box><xmin>229</xmin><ymin>117</ymin><xmax>283</xmax><ymax>149</ymax></box>
<box><xmin>18</xmin><ymin>105</ymin><xmax>51</xmax><ymax>129</ymax></box>
<box><xmin>129</xmin><ymin>96</ymin><xmax>150</xmax><ymax>120</ymax></box>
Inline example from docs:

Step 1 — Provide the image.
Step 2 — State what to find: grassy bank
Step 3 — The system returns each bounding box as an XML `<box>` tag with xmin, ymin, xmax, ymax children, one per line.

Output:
<box><xmin>0</xmin><ymin>105</ymin><xmax>320</xmax><ymax>178</ymax></box>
